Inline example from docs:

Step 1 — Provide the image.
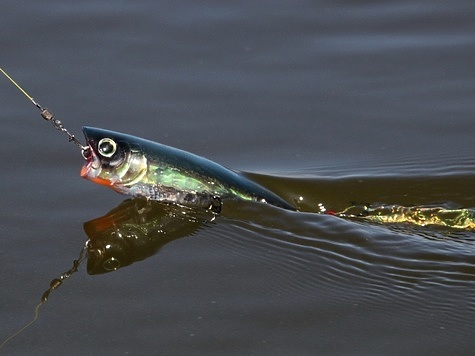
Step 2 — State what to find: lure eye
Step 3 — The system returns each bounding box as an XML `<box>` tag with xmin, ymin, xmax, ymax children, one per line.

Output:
<box><xmin>98</xmin><ymin>138</ymin><xmax>117</xmax><ymax>158</ymax></box>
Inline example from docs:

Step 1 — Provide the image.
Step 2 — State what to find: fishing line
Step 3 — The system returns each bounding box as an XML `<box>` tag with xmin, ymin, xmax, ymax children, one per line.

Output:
<box><xmin>0</xmin><ymin>67</ymin><xmax>91</xmax><ymax>158</ymax></box>
<box><xmin>0</xmin><ymin>242</ymin><xmax>88</xmax><ymax>351</ymax></box>
<box><xmin>0</xmin><ymin>67</ymin><xmax>35</xmax><ymax>103</ymax></box>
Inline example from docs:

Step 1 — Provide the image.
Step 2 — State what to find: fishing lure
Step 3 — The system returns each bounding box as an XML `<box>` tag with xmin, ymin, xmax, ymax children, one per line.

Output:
<box><xmin>2</xmin><ymin>67</ymin><xmax>475</xmax><ymax>230</ymax></box>
<box><xmin>0</xmin><ymin>67</ymin><xmax>295</xmax><ymax>211</ymax></box>
<box><xmin>81</xmin><ymin>126</ymin><xmax>295</xmax><ymax>210</ymax></box>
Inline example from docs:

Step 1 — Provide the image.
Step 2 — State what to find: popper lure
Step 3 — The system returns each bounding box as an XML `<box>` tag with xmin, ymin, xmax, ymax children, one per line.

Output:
<box><xmin>0</xmin><ymin>67</ymin><xmax>295</xmax><ymax>211</ymax></box>
<box><xmin>81</xmin><ymin>126</ymin><xmax>295</xmax><ymax>210</ymax></box>
<box><xmin>0</xmin><ymin>67</ymin><xmax>294</xmax><ymax>350</ymax></box>
<box><xmin>2</xmin><ymin>67</ymin><xmax>475</xmax><ymax>230</ymax></box>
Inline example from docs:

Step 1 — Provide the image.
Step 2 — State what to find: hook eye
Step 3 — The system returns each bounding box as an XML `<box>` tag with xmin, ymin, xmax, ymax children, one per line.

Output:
<box><xmin>98</xmin><ymin>138</ymin><xmax>117</xmax><ymax>158</ymax></box>
<box><xmin>81</xmin><ymin>146</ymin><xmax>92</xmax><ymax>160</ymax></box>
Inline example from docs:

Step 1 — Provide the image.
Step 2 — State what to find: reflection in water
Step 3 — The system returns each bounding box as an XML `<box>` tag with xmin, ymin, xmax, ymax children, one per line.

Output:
<box><xmin>0</xmin><ymin>199</ymin><xmax>216</xmax><ymax>349</ymax></box>
<box><xmin>84</xmin><ymin>198</ymin><xmax>217</xmax><ymax>274</ymax></box>
<box><xmin>3</xmin><ymin>178</ymin><xmax>475</xmax><ymax>350</ymax></box>
<box><xmin>68</xmin><ymin>173</ymin><xmax>475</xmax><ymax>280</ymax></box>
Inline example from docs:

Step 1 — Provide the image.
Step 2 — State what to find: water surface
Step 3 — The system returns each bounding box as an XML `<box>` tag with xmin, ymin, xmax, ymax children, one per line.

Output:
<box><xmin>1</xmin><ymin>1</ymin><xmax>475</xmax><ymax>355</ymax></box>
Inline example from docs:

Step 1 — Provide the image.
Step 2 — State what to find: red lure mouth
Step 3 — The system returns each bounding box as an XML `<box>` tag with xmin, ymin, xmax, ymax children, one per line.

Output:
<box><xmin>80</xmin><ymin>148</ymin><xmax>112</xmax><ymax>187</ymax></box>
<box><xmin>90</xmin><ymin>176</ymin><xmax>113</xmax><ymax>187</ymax></box>
<box><xmin>81</xmin><ymin>164</ymin><xmax>113</xmax><ymax>187</ymax></box>
<box><xmin>81</xmin><ymin>127</ymin><xmax>121</xmax><ymax>188</ymax></box>
<box><xmin>80</xmin><ymin>148</ymin><xmax>95</xmax><ymax>178</ymax></box>
<box><xmin>80</xmin><ymin>158</ymin><xmax>92</xmax><ymax>178</ymax></box>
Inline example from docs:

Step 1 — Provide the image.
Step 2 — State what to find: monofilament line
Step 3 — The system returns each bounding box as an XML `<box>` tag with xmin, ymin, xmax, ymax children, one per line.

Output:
<box><xmin>0</xmin><ymin>67</ymin><xmax>90</xmax><ymax>155</ymax></box>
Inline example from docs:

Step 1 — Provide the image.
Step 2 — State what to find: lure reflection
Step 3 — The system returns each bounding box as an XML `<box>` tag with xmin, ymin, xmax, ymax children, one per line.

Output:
<box><xmin>82</xmin><ymin>199</ymin><xmax>473</xmax><ymax>276</ymax></box>
<box><xmin>84</xmin><ymin>198</ymin><xmax>216</xmax><ymax>274</ymax></box>
<box><xmin>0</xmin><ymin>199</ymin><xmax>216</xmax><ymax>349</ymax></box>
<box><xmin>83</xmin><ymin>200</ymin><xmax>475</xmax><ymax>275</ymax></box>
<box><xmin>3</xmin><ymin>197</ymin><xmax>474</xmax><ymax>350</ymax></box>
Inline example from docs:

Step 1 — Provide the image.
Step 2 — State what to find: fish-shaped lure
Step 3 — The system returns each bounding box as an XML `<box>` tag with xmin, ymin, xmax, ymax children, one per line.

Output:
<box><xmin>1</xmin><ymin>67</ymin><xmax>295</xmax><ymax>211</ymax></box>
<box><xmin>3</xmin><ymin>68</ymin><xmax>475</xmax><ymax>230</ymax></box>
<box><xmin>81</xmin><ymin>127</ymin><xmax>295</xmax><ymax>211</ymax></box>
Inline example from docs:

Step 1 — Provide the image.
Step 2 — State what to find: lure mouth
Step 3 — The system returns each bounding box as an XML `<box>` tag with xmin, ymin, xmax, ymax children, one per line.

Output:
<box><xmin>80</xmin><ymin>152</ymin><xmax>111</xmax><ymax>185</ymax></box>
<box><xmin>81</xmin><ymin>127</ymin><xmax>112</xmax><ymax>186</ymax></box>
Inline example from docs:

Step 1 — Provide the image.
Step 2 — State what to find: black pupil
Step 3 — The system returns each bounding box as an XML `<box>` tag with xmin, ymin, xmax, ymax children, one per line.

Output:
<box><xmin>100</xmin><ymin>141</ymin><xmax>114</xmax><ymax>154</ymax></box>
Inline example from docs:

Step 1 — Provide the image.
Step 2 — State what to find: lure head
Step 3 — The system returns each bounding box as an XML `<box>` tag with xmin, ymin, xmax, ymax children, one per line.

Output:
<box><xmin>81</xmin><ymin>127</ymin><xmax>148</xmax><ymax>194</ymax></box>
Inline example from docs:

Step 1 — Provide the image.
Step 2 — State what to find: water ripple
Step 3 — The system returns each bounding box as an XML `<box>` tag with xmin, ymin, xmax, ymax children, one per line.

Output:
<box><xmin>218</xmin><ymin>200</ymin><xmax>475</xmax><ymax>308</ymax></box>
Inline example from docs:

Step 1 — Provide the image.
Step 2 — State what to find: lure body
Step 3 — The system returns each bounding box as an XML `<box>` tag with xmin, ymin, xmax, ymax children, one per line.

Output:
<box><xmin>81</xmin><ymin>127</ymin><xmax>295</xmax><ymax>210</ymax></box>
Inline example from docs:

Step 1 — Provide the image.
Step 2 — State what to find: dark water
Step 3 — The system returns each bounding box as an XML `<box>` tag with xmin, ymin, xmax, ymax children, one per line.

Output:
<box><xmin>2</xmin><ymin>0</ymin><xmax>475</xmax><ymax>354</ymax></box>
